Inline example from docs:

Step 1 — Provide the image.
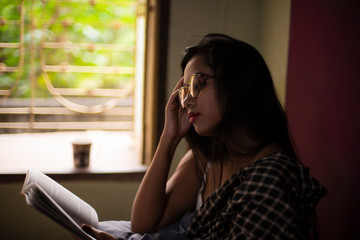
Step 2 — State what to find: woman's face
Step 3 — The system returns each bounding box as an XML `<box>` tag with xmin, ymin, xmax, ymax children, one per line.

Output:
<box><xmin>182</xmin><ymin>55</ymin><xmax>223</xmax><ymax>136</ymax></box>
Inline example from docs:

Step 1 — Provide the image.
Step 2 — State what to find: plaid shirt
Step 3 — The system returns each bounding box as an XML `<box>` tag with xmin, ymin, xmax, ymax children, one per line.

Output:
<box><xmin>186</xmin><ymin>152</ymin><xmax>327</xmax><ymax>240</ymax></box>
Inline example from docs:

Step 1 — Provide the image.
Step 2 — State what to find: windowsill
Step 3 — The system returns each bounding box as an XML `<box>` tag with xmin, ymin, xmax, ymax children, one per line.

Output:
<box><xmin>0</xmin><ymin>131</ymin><xmax>147</xmax><ymax>182</ymax></box>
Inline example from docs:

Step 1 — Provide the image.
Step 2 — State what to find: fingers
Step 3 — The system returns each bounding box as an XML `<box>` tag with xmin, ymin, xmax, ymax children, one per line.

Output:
<box><xmin>170</xmin><ymin>89</ymin><xmax>180</xmax><ymax>104</ymax></box>
<box><xmin>82</xmin><ymin>224</ymin><xmax>117</xmax><ymax>240</ymax></box>
<box><xmin>173</xmin><ymin>76</ymin><xmax>184</xmax><ymax>92</ymax></box>
<box><xmin>168</xmin><ymin>78</ymin><xmax>184</xmax><ymax>109</ymax></box>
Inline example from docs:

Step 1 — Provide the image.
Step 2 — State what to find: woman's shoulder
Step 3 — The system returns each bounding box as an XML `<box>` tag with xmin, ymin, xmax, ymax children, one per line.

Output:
<box><xmin>245</xmin><ymin>152</ymin><xmax>299</xmax><ymax>177</ymax></box>
<box><xmin>240</xmin><ymin>152</ymin><xmax>314</xmax><ymax>188</ymax></box>
<box><xmin>235</xmin><ymin>152</ymin><xmax>327</xmax><ymax>206</ymax></box>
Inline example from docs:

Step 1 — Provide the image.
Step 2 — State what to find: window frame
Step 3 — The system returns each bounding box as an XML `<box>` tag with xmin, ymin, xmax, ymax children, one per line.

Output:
<box><xmin>143</xmin><ymin>0</ymin><xmax>169</xmax><ymax>165</ymax></box>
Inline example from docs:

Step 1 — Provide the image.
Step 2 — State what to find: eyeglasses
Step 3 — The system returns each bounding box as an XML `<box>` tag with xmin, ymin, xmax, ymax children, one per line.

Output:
<box><xmin>178</xmin><ymin>73</ymin><xmax>214</xmax><ymax>108</ymax></box>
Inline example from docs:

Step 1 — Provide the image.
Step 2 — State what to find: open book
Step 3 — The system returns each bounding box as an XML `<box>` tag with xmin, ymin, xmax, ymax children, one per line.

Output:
<box><xmin>21</xmin><ymin>169</ymin><xmax>98</xmax><ymax>240</ymax></box>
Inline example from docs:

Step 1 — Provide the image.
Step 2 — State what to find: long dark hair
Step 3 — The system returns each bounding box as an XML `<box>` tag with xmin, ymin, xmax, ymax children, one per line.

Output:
<box><xmin>181</xmin><ymin>33</ymin><xmax>297</xmax><ymax>176</ymax></box>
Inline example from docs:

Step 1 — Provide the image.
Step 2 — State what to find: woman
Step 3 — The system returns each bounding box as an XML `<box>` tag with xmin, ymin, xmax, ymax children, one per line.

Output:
<box><xmin>81</xmin><ymin>33</ymin><xmax>327</xmax><ymax>240</ymax></box>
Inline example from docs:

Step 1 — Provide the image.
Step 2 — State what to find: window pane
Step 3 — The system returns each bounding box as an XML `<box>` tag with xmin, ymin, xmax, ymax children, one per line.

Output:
<box><xmin>0</xmin><ymin>0</ymin><xmax>144</xmax><ymax>133</ymax></box>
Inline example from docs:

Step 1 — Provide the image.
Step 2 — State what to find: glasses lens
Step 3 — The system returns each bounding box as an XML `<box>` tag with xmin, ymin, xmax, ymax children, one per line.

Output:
<box><xmin>178</xmin><ymin>86</ymin><xmax>187</xmax><ymax>107</ymax></box>
<box><xmin>190</xmin><ymin>75</ymin><xmax>200</xmax><ymax>98</ymax></box>
<box><xmin>178</xmin><ymin>87</ymin><xmax>184</xmax><ymax>101</ymax></box>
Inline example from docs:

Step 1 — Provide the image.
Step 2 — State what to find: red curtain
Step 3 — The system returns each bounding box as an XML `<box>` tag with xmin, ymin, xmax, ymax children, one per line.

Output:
<box><xmin>286</xmin><ymin>0</ymin><xmax>360</xmax><ymax>239</ymax></box>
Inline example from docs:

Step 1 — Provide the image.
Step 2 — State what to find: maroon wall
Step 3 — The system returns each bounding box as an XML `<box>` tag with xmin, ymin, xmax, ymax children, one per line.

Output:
<box><xmin>286</xmin><ymin>0</ymin><xmax>360</xmax><ymax>239</ymax></box>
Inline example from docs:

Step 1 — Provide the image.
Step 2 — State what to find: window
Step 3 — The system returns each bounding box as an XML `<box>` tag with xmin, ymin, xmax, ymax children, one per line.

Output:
<box><xmin>0</xmin><ymin>0</ymin><xmax>154</xmax><ymax>174</ymax></box>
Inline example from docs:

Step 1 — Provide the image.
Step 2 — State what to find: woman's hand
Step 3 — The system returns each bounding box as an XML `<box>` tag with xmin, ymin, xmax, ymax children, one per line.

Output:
<box><xmin>75</xmin><ymin>224</ymin><xmax>121</xmax><ymax>240</ymax></box>
<box><xmin>162</xmin><ymin>77</ymin><xmax>191</xmax><ymax>141</ymax></box>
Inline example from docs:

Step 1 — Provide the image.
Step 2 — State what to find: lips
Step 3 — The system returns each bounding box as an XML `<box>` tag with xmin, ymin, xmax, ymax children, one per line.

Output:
<box><xmin>188</xmin><ymin>112</ymin><xmax>200</xmax><ymax>124</ymax></box>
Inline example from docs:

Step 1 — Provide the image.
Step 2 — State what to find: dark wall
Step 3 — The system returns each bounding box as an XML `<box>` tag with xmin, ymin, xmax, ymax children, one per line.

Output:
<box><xmin>286</xmin><ymin>0</ymin><xmax>360</xmax><ymax>239</ymax></box>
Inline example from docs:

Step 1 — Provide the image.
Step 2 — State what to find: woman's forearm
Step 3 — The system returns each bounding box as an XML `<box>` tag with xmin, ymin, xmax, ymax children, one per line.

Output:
<box><xmin>130</xmin><ymin>134</ymin><xmax>181</xmax><ymax>233</ymax></box>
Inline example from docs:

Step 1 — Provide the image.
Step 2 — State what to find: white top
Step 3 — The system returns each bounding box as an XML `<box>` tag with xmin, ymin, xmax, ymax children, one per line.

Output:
<box><xmin>195</xmin><ymin>161</ymin><xmax>212</xmax><ymax>210</ymax></box>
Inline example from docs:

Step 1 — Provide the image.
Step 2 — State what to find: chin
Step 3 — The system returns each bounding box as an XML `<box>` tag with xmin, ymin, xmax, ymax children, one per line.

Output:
<box><xmin>194</xmin><ymin>126</ymin><xmax>215</xmax><ymax>137</ymax></box>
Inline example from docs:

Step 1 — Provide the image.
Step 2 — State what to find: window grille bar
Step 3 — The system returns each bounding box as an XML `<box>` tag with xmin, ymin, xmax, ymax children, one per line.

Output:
<box><xmin>0</xmin><ymin>122</ymin><xmax>133</xmax><ymax>130</ymax></box>
<box><xmin>42</xmin><ymin>42</ymin><xmax>135</xmax><ymax>51</ymax></box>
<box><xmin>0</xmin><ymin>43</ymin><xmax>21</xmax><ymax>48</ymax></box>
<box><xmin>42</xmin><ymin>65</ymin><xmax>135</xmax><ymax>74</ymax></box>
<box><xmin>0</xmin><ymin>66</ymin><xmax>21</xmax><ymax>73</ymax></box>
<box><xmin>51</xmin><ymin>88</ymin><xmax>130</xmax><ymax>97</ymax></box>
<box><xmin>0</xmin><ymin>107</ymin><xmax>133</xmax><ymax>115</ymax></box>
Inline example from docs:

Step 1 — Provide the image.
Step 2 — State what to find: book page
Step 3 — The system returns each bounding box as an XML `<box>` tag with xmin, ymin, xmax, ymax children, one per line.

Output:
<box><xmin>21</xmin><ymin>169</ymin><xmax>98</xmax><ymax>228</ymax></box>
<box><xmin>23</xmin><ymin>185</ymin><xmax>96</xmax><ymax>240</ymax></box>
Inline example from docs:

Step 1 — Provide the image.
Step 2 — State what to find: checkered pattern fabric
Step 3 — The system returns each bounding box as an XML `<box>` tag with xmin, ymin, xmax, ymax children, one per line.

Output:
<box><xmin>186</xmin><ymin>152</ymin><xmax>327</xmax><ymax>240</ymax></box>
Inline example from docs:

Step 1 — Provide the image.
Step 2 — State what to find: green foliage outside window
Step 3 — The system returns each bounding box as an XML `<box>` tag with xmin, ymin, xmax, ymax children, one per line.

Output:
<box><xmin>0</xmin><ymin>0</ymin><xmax>137</xmax><ymax>98</ymax></box>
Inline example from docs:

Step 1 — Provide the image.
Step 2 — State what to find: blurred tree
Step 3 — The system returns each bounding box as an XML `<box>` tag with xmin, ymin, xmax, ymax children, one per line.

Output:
<box><xmin>0</xmin><ymin>0</ymin><xmax>137</xmax><ymax>98</ymax></box>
